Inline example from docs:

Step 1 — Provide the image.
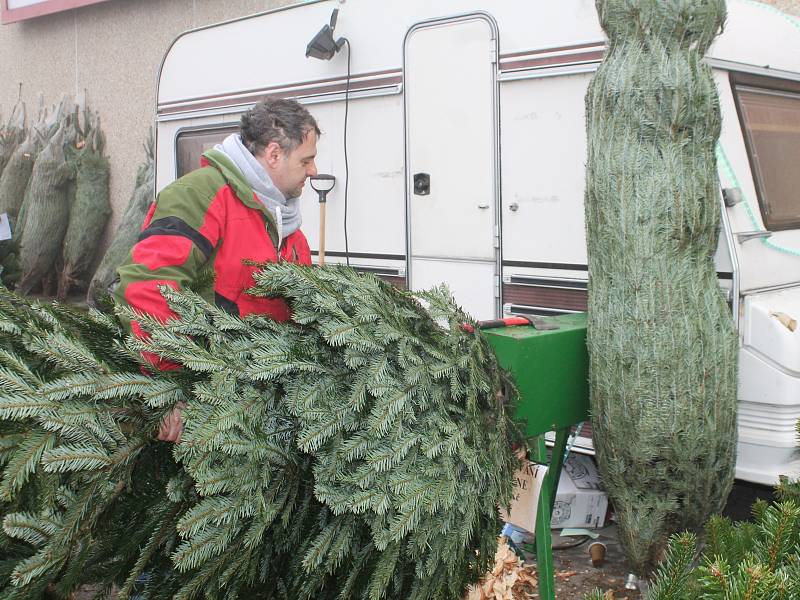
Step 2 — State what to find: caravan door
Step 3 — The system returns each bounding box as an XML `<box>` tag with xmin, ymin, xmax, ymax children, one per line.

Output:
<box><xmin>404</xmin><ymin>14</ymin><xmax>501</xmax><ymax>320</ymax></box>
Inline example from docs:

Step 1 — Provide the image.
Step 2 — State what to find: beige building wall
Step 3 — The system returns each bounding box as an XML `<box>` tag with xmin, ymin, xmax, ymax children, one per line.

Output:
<box><xmin>0</xmin><ymin>0</ymin><xmax>290</xmax><ymax>244</ymax></box>
<box><xmin>0</xmin><ymin>0</ymin><xmax>798</xmax><ymax>249</ymax></box>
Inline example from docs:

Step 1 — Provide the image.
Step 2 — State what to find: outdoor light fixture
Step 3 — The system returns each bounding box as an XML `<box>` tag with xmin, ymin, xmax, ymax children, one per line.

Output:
<box><xmin>305</xmin><ymin>8</ymin><xmax>347</xmax><ymax>60</ymax></box>
<box><xmin>310</xmin><ymin>174</ymin><xmax>336</xmax><ymax>265</ymax></box>
<box><xmin>306</xmin><ymin>8</ymin><xmax>351</xmax><ymax>266</ymax></box>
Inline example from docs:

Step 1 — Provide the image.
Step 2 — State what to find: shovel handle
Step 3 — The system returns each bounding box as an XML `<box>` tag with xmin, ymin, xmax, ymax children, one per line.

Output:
<box><xmin>319</xmin><ymin>201</ymin><xmax>326</xmax><ymax>266</ymax></box>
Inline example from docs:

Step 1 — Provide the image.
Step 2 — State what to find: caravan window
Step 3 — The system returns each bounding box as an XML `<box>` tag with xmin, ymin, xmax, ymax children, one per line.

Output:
<box><xmin>175</xmin><ymin>126</ymin><xmax>238</xmax><ymax>178</ymax></box>
<box><xmin>732</xmin><ymin>73</ymin><xmax>800</xmax><ymax>231</ymax></box>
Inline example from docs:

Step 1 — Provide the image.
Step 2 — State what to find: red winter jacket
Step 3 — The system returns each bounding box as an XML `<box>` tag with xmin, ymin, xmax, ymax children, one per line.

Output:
<box><xmin>115</xmin><ymin>148</ymin><xmax>311</xmax><ymax>368</ymax></box>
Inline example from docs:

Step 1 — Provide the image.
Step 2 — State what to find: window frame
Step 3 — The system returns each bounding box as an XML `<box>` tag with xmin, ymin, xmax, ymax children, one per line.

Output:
<box><xmin>730</xmin><ymin>71</ymin><xmax>800</xmax><ymax>231</ymax></box>
<box><xmin>174</xmin><ymin>123</ymin><xmax>240</xmax><ymax>179</ymax></box>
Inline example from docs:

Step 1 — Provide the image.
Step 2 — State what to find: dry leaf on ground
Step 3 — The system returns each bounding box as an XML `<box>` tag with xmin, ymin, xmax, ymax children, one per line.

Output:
<box><xmin>465</xmin><ymin>537</ymin><xmax>538</xmax><ymax>600</ymax></box>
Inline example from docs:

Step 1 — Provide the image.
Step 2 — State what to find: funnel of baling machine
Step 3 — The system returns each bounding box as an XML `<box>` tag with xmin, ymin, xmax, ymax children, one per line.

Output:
<box><xmin>478</xmin><ymin>312</ymin><xmax>590</xmax><ymax>600</ymax></box>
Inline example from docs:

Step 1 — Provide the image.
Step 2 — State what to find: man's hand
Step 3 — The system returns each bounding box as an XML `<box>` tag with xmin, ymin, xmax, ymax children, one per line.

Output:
<box><xmin>158</xmin><ymin>402</ymin><xmax>186</xmax><ymax>442</ymax></box>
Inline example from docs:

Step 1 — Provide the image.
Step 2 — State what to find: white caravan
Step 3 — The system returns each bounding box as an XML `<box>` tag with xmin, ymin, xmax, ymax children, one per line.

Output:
<box><xmin>155</xmin><ymin>0</ymin><xmax>800</xmax><ymax>485</ymax></box>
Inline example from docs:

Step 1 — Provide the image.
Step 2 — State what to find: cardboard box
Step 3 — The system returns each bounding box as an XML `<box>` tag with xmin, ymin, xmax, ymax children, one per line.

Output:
<box><xmin>501</xmin><ymin>460</ymin><xmax>548</xmax><ymax>534</ymax></box>
<box><xmin>550</xmin><ymin>454</ymin><xmax>608</xmax><ymax>529</ymax></box>
<box><xmin>501</xmin><ymin>454</ymin><xmax>608</xmax><ymax>533</ymax></box>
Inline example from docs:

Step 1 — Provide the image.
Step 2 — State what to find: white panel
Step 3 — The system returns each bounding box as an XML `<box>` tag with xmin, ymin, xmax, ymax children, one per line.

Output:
<box><xmin>7</xmin><ymin>0</ymin><xmax>43</xmax><ymax>8</ymax></box>
<box><xmin>709</xmin><ymin>1</ymin><xmax>800</xmax><ymax>74</ymax></box>
<box><xmin>156</xmin><ymin>96</ymin><xmax>406</xmax><ymax>258</ymax></box>
<box><xmin>411</xmin><ymin>258</ymin><xmax>495</xmax><ymax>321</ymax></box>
<box><xmin>501</xmin><ymin>73</ymin><xmax>591</xmax><ymax>265</ymax></box>
<box><xmin>405</xmin><ymin>15</ymin><xmax>499</xmax><ymax>318</ymax></box>
<box><xmin>735</xmin><ymin>441</ymin><xmax>800</xmax><ymax>485</ymax></box>
<box><xmin>158</xmin><ymin>1</ymin><xmax>800</xmax><ymax>107</ymax></box>
<box><xmin>406</xmin><ymin>17</ymin><xmax>496</xmax><ymax>260</ymax></box>
<box><xmin>300</xmin><ymin>94</ymin><xmax>406</xmax><ymax>257</ymax></box>
<box><xmin>738</xmin><ymin>350</ymin><xmax>800</xmax><ymax>431</ymax></box>
<box><xmin>159</xmin><ymin>0</ymin><xmax>606</xmax><ymax>106</ymax></box>
<box><xmin>743</xmin><ymin>287</ymin><xmax>800</xmax><ymax>374</ymax></box>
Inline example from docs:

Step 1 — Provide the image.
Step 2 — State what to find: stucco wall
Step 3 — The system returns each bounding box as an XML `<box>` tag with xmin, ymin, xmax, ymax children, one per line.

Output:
<box><xmin>0</xmin><ymin>0</ymin><xmax>291</xmax><ymax>246</ymax></box>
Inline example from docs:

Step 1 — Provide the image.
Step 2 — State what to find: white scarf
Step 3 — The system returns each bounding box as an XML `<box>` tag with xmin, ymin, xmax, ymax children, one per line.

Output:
<box><xmin>215</xmin><ymin>134</ymin><xmax>302</xmax><ymax>245</ymax></box>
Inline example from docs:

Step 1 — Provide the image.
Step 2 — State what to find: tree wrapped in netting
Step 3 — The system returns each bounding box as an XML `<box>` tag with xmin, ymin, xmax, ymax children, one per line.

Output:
<box><xmin>17</xmin><ymin>117</ymin><xmax>76</xmax><ymax>296</ymax></box>
<box><xmin>0</xmin><ymin>130</ymin><xmax>39</xmax><ymax>227</ymax></box>
<box><xmin>58</xmin><ymin>110</ymin><xmax>111</xmax><ymax>299</ymax></box>
<box><xmin>0</xmin><ymin>95</ymin><xmax>72</xmax><ymax>294</ymax></box>
<box><xmin>0</xmin><ymin>97</ymin><xmax>68</xmax><ymax>290</ymax></box>
<box><xmin>0</xmin><ymin>133</ymin><xmax>37</xmax><ymax>287</ymax></box>
<box><xmin>87</xmin><ymin>131</ymin><xmax>153</xmax><ymax>309</ymax></box>
<box><xmin>0</xmin><ymin>263</ymin><xmax>517</xmax><ymax>599</ymax></box>
<box><xmin>0</xmin><ymin>96</ymin><xmax>55</xmax><ymax>220</ymax></box>
<box><xmin>0</xmin><ymin>100</ymin><xmax>26</xmax><ymax>177</ymax></box>
<box><xmin>584</xmin><ymin>0</ymin><xmax>738</xmax><ymax>575</ymax></box>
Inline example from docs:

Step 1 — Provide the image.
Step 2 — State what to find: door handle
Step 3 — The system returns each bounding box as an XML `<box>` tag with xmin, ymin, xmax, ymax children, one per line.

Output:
<box><xmin>413</xmin><ymin>173</ymin><xmax>430</xmax><ymax>195</ymax></box>
<box><xmin>478</xmin><ymin>204</ymin><xmax>490</xmax><ymax>209</ymax></box>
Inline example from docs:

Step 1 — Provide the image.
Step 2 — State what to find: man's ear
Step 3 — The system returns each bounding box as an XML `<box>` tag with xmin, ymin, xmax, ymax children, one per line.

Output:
<box><xmin>261</xmin><ymin>141</ymin><xmax>283</xmax><ymax>168</ymax></box>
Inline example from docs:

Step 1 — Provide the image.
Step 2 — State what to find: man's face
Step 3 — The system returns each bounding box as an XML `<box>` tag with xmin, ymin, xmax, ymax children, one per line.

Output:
<box><xmin>261</xmin><ymin>130</ymin><xmax>318</xmax><ymax>199</ymax></box>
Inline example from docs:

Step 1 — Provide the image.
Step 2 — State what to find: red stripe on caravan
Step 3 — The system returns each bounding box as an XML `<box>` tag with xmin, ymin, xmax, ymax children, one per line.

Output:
<box><xmin>158</xmin><ymin>74</ymin><xmax>403</xmax><ymax>116</ymax></box>
<box><xmin>500</xmin><ymin>41</ymin><xmax>605</xmax><ymax>60</ymax></box>
<box><xmin>500</xmin><ymin>50</ymin><xmax>605</xmax><ymax>72</ymax></box>
<box><xmin>160</xmin><ymin>68</ymin><xmax>403</xmax><ymax>109</ymax></box>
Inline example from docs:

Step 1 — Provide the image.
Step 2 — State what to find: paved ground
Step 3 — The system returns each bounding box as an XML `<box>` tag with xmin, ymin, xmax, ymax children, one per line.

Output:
<box><xmin>520</xmin><ymin>525</ymin><xmax>643</xmax><ymax>600</ymax></box>
<box><xmin>524</xmin><ymin>480</ymin><xmax>776</xmax><ymax>599</ymax></box>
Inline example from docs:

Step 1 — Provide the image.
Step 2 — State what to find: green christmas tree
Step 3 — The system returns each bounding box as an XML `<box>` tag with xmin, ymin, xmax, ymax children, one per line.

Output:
<box><xmin>621</xmin><ymin>500</ymin><xmax>800</xmax><ymax>599</ymax></box>
<box><xmin>0</xmin><ymin>263</ymin><xmax>518</xmax><ymax>599</ymax></box>
<box><xmin>584</xmin><ymin>0</ymin><xmax>738</xmax><ymax>575</ymax></box>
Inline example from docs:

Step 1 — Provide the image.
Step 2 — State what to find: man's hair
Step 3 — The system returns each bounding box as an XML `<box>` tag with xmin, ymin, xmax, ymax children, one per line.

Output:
<box><xmin>240</xmin><ymin>97</ymin><xmax>321</xmax><ymax>156</ymax></box>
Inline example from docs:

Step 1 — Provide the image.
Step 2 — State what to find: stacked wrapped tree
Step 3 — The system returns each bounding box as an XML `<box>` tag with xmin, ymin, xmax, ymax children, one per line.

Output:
<box><xmin>87</xmin><ymin>131</ymin><xmax>153</xmax><ymax>309</ymax></box>
<box><xmin>58</xmin><ymin>111</ymin><xmax>112</xmax><ymax>299</ymax></box>
<box><xmin>0</xmin><ymin>100</ymin><xmax>26</xmax><ymax>176</ymax></box>
<box><xmin>17</xmin><ymin>121</ymin><xmax>73</xmax><ymax>295</ymax></box>
<box><xmin>1</xmin><ymin>96</ymin><xmax>71</xmax><ymax>290</ymax></box>
<box><xmin>584</xmin><ymin>0</ymin><xmax>737</xmax><ymax>575</ymax></box>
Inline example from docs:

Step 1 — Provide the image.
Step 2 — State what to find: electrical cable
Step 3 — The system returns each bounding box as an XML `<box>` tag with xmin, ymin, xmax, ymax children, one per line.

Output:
<box><xmin>343</xmin><ymin>38</ymin><xmax>351</xmax><ymax>267</ymax></box>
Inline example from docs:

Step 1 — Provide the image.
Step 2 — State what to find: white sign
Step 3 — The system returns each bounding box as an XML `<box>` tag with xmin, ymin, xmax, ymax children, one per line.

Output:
<box><xmin>0</xmin><ymin>213</ymin><xmax>12</xmax><ymax>241</ymax></box>
<box><xmin>500</xmin><ymin>460</ymin><xmax>548</xmax><ymax>534</ymax></box>
<box><xmin>3</xmin><ymin>0</ymin><xmax>112</xmax><ymax>24</ymax></box>
<box><xmin>7</xmin><ymin>0</ymin><xmax>42</xmax><ymax>8</ymax></box>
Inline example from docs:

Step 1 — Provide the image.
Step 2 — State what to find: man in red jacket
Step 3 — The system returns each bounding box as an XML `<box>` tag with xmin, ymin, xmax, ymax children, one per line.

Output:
<box><xmin>116</xmin><ymin>97</ymin><xmax>320</xmax><ymax>440</ymax></box>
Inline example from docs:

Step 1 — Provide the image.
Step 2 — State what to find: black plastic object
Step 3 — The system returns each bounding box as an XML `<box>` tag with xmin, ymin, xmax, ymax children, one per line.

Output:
<box><xmin>413</xmin><ymin>172</ymin><xmax>430</xmax><ymax>195</ymax></box>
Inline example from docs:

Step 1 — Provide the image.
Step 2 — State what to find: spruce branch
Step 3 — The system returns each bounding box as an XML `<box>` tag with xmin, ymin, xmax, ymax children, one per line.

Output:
<box><xmin>0</xmin><ymin>264</ymin><xmax>517</xmax><ymax>599</ymax></box>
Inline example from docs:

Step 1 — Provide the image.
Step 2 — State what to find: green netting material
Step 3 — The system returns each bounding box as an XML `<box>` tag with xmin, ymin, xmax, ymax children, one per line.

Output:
<box><xmin>585</xmin><ymin>0</ymin><xmax>738</xmax><ymax>575</ymax></box>
<box><xmin>86</xmin><ymin>131</ymin><xmax>153</xmax><ymax>309</ymax></box>
<box><xmin>0</xmin><ymin>101</ymin><xmax>25</xmax><ymax>177</ymax></box>
<box><xmin>59</xmin><ymin>113</ymin><xmax>112</xmax><ymax>299</ymax></box>
<box><xmin>17</xmin><ymin>122</ymin><xmax>73</xmax><ymax>295</ymax></box>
